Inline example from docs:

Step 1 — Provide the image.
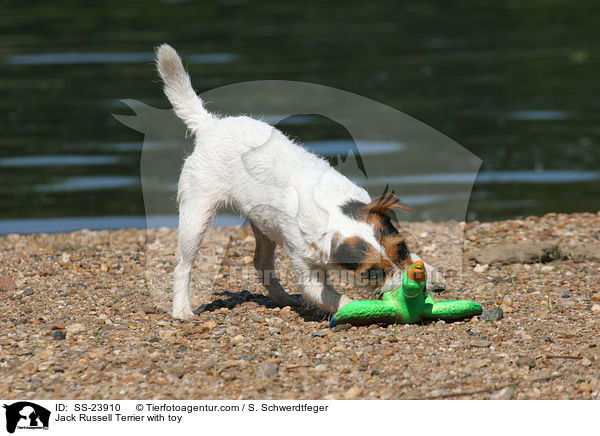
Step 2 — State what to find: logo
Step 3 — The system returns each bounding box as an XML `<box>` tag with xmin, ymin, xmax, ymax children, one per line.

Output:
<box><xmin>3</xmin><ymin>402</ymin><xmax>50</xmax><ymax>434</ymax></box>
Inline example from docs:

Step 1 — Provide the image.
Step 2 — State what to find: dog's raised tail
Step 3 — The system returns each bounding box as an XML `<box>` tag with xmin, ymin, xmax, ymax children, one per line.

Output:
<box><xmin>155</xmin><ymin>43</ymin><xmax>214</xmax><ymax>132</ymax></box>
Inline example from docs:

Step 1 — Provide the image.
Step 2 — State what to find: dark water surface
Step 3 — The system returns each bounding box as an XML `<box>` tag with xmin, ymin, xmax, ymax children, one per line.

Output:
<box><xmin>1</xmin><ymin>1</ymin><xmax>599</xmax><ymax>234</ymax></box>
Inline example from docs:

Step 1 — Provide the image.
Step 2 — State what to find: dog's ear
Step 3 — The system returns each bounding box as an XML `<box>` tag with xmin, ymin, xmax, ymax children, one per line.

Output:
<box><xmin>310</xmin><ymin>231</ymin><xmax>341</xmax><ymax>264</ymax></box>
<box><xmin>366</xmin><ymin>193</ymin><xmax>413</xmax><ymax>214</ymax></box>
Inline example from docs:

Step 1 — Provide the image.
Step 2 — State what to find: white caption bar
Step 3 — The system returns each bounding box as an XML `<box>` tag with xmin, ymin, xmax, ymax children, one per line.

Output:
<box><xmin>0</xmin><ymin>400</ymin><xmax>594</xmax><ymax>435</ymax></box>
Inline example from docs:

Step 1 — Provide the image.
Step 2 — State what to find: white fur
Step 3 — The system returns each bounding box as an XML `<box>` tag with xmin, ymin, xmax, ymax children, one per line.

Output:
<box><xmin>156</xmin><ymin>44</ymin><xmax>443</xmax><ymax>320</ymax></box>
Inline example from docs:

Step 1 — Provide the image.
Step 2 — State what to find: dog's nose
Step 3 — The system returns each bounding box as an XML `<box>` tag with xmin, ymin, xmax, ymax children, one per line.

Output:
<box><xmin>427</xmin><ymin>267</ymin><xmax>446</xmax><ymax>291</ymax></box>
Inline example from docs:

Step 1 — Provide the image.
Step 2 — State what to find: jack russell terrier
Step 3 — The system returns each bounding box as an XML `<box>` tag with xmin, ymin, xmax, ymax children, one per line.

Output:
<box><xmin>155</xmin><ymin>44</ymin><xmax>445</xmax><ymax>320</ymax></box>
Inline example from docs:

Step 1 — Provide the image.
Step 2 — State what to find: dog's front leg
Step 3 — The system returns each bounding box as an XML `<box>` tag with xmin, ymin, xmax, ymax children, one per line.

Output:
<box><xmin>290</xmin><ymin>257</ymin><xmax>353</xmax><ymax>313</ymax></box>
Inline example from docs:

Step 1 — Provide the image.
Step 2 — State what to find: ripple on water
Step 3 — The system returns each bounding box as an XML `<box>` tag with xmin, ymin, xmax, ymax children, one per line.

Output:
<box><xmin>8</xmin><ymin>52</ymin><xmax>237</xmax><ymax>65</ymax></box>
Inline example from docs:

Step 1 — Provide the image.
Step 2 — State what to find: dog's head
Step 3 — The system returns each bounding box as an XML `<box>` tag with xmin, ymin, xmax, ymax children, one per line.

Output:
<box><xmin>324</xmin><ymin>193</ymin><xmax>415</xmax><ymax>293</ymax></box>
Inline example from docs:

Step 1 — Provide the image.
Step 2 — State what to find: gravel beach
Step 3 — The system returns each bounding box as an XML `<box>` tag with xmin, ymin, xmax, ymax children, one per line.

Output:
<box><xmin>1</xmin><ymin>212</ymin><xmax>599</xmax><ymax>400</ymax></box>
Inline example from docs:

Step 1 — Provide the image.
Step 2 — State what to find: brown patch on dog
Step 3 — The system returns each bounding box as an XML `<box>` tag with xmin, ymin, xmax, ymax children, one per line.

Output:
<box><xmin>341</xmin><ymin>194</ymin><xmax>411</xmax><ymax>238</ymax></box>
<box><xmin>331</xmin><ymin>237</ymin><xmax>400</xmax><ymax>287</ymax></box>
<box><xmin>360</xmin><ymin>244</ymin><xmax>393</xmax><ymax>270</ymax></box>
<box><xmin>381</xmin><ymin>234</ymin><xmax>411</xmax><ymax>269</ymax></box>
<box><xmin>362</xmin><ymin>211</ymin><xmax>397</xmax><ymax>239</ymax></box>
<box><xmin>342</xmin><ymin>196</ymin><xmax>412</xmax><ymax>271</ymax></box>
<box><xmin>309</xmin><ymin>242</ymin><xmax>324</xmax><ymax>260</ymax></box>
<box><xmin>331</xmin><ymin>236</ymin><xmax>369</xmax><ymax>271</ymax></box>
<box><xmin>333</xmin><ymin>195</ymin><xmax>414</xmax><ymax>286</ymax></box>
<box><xmin>351</xmin><ymin>244</ymin><xmax>396</xmax><ymax>287</ymax></box>
<box><xmin>362</xmin><ymin>215</ymin><xmax>412</xmax><ymax>273</ymax></box>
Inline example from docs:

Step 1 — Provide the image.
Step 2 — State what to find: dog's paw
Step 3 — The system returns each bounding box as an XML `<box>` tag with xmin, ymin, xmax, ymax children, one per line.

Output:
<box><xmin>172</xmin><ymin>308</ymin><xmax>195</xmax><ymax>320</ymax></box>
<box><xmin>337</xmin><ymin>295</ymin><xmax>354</xmax><ymax>311</ymax></box>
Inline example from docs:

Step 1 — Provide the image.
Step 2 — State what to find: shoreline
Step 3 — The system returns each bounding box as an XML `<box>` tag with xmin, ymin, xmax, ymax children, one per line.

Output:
<box><xmin>0</xmin><ymin>214</ymin><xmax>246</xmax><ymax>236</ymax></box>
<box><xmin>1</xmin><ymin>212</ymin><xmax>599</xmax><ymax>399</ymax></box>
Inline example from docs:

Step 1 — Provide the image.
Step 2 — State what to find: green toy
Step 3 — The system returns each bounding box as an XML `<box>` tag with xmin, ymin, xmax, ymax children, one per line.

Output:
<box><xmin>329</xmin><ymin>261</ymin><xmax>482</xmax><ymax>327</ymax></box>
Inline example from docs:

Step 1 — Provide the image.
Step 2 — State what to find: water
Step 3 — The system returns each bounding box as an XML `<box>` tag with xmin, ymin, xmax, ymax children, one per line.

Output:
<box><xmin>1</xmin><ymin>1</ymin><xmax>599</xmax><ymax>234</ymax></box>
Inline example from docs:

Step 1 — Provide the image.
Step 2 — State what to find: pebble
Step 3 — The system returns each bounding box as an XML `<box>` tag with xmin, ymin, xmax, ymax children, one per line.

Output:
<box><xmin>242</xmin><ymin>256</ymin><xmax>253</xmax><ymax>265</ymax></box>
<box><xmin>0</xmin><ymin>275</ymin><xmax>16</xmax><ymax>292</ymax></box>
<box><xmin>480</xmin><ymin>307</ymin><xmax>504</xmax><ymax>321</ymax></box>
<box><xmin>231</xmin><ymin>335</ymin><xmax>245</xmax><ymax>344</ymax></box>
<box><xmin>471</xmin><ymin>340</ymin><xmax>492</xmax><ymax>348</ymax></box>
<box><xmin>141</xmin><ymin>305</ymin><xmax>157</xmax><ymax>314</ymax></box>
<box><xmin>474</xmin><ymin>264</ymin><xmax>489</xmax><ymax>273</ymax></box>
<box><xmin>581</xmin><ymin>358</ymin><xmax>592</xmax><ymax>367</ymax></box>
<box><xmin>314</xmin><ymin>364</ymin><xmax>328</xmax><ymax>373</ymax></box>
<box><xmin>591</xmin><ymin>305</ymin><xmax>600</xmax><ymax>313</ymax></box>
<box><xmin>256</xmin><ymin>363</ymin><xmax>278</xmax><ymax>378</ymax></box>
<box><xmin>465</xmin><ymin>359</ymin><xmax>490</xmax><ymax>371</ymax></box>
<box><xmin>565</xmin><ymin>243</ymin><xmax>600</xmax><ymax>262</ymax></box>
<box><xmin>591</xmin><ymin>293</ymin><xmax>600</xmax><ymax>302</ymax></box>
<box><xmin>89</xmin><ymin>349</ymin><xmax>104</xmax><ymax>359</ymax></box>
<box><xmin>51</xmin><ymin>330</ymin><xmax>67</xmax><ymax>340</ymax></box>
<box><xmin>158</xmin><ymin>330</ymin><xmax>174</xmax><ymax>340</ymax></box>
<box><xmin>38</xmin><ymin>348</ymin><xmax>55</xmax><ymax>360</ymax></box>
<box><xmin>578</xmin><ymin>383</ymin><xmax>591</xmax><ymax>394</ymax></box>
<box><xmin>23</xmin><ymin>289</ymin><xmax>34</xmax><ymax>296</ymax></box>
<box><xmin>247</xmin><ymin>313</ymin><xmax>265</xmax><ymax>323</ymax></box>
<box><xmin>201</xmin><ymin>321</ymin><xmax>218</xmax><ymax>331</ymax></box>
<box><xmin>516</xmin><ymin>356</ymin><xmax>536</xmax><ymax>369</ymax></box>
<box><xmin>19</xmin><ymin>361</ymin><xmax>38</xmax><ymax>374</ymax></box>
<box><xmin>212</xmin><ymin>328</ymin><xmax>227</xmax><ymax>336</ymax></box>
<box><xmin>156</xmin><ymin>304</ymin><xmax>170</xmax><ymax>314</ymax></box>
<box><xmin>470</xmin><ymin>241</ymin><xmax>557</xmax><ymax>265</ymax></box>
<box><xmin>65</xmin><ymin>323</ymin><xmax>86</xmax><ymax>334</ymax></box>
<box><xmin>344</xmin><ymin>386</ymin><xmax>363</xmax><ymax>399</ymax></box>
<box><xmin>168</xmin><ymin>366</ymin><xmax>185</xmax><ymax>379</ymax></box>
<box><xmin>491</xmin><ymin>386</ymin><xmax>514</xmax><ymax>400</ymax></box>
<box><xmin>501</xmin><ymin>305</ymin><xmax>513</xmax><ymax>314</ymax></box>
<box><xmin>429</xmin><ymin>388</ymin><xmax>450</xmax><ymax>398</ymax></box>
<box><xmin>312</xmin><ymin>331</ymin><xmax>327</xmax><ymax>338</ymax></box>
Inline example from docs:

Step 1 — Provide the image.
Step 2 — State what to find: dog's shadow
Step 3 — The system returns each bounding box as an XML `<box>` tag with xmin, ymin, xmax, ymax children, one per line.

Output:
<box><xmin>193</xmin><ymin>290</ymin><xmax>329</xmax><ymax>323</ymax></box>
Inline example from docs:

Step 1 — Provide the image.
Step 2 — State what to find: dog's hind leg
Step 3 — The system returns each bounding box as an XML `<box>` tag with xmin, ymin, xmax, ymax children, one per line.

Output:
<box><xmin>173</xmin><ymin>194</ymin><xmax>218</xmax><ymax>319</ymax></box>
<box><xmin>250</xmin><ymin>221</ymin><xmax>299</xmax><ymax>307</ymax></box>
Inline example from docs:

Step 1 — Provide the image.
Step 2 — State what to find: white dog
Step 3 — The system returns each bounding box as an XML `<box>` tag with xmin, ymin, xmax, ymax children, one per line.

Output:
<box><xmin>156</xmin><ymin>44</ymin><xmax>444</xmax><ymax>320</ymax></box>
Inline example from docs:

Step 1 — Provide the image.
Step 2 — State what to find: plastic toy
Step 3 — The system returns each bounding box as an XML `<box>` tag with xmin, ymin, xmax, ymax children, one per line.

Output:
<box><xmin>329</xmin><ymin>260</ymin><xmax>482</xmax><ymax>327</ymax></box>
